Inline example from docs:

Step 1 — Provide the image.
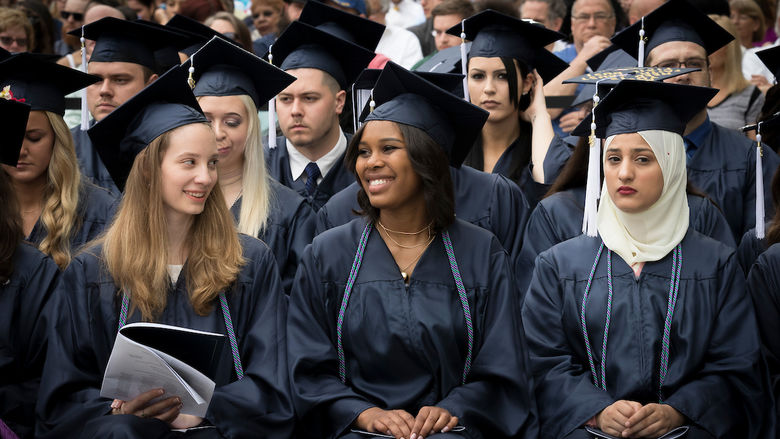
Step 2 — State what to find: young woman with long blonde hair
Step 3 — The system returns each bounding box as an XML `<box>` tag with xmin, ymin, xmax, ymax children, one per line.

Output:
<box><xmin>37</xmin><ymin>66</ymin><xmax>294</xmax><ymax>439</ymax></box>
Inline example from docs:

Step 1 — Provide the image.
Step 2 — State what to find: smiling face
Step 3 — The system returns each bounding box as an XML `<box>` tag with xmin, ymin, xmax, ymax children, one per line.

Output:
<box><xmin>2</xmin><ymin>111</ymin><xmax>53</xmax><ymax>186</ymax></box>
<box><xmin>159</xmin><ymin>123</ymin><xmax>219</xmax><ymax>222</ymax></box>
<box><xmin>604</xmin><ymin>132</ymin><xmax>664</xmax><ymax>213</ymax></box>
<box><xmin>467</xmin><ymin>56</ymin><xmax>532</xmax><ymax>123</ymax></box>
<box><xmin>355</xmin><ymin>120</ymin><xmax>424</xmax><ymax>212</ymax></box>
<box><xmin>198</xmin><ymin>95</ymin><xmax>249</xmax><ymax>176</ymax></box>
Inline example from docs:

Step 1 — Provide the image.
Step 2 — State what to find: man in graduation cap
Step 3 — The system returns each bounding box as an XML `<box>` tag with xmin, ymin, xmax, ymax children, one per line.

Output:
<box><xmin>67</xmin><ymin>17</ymin><xmax>190</xmax><ymax>195</ymax></box>
<box><xmin>612</xmin><ymin>0</ymin><xmax>780</xmax><ymax>242</ymax></box>
<box><xmin>265</xmin><ymin>12</ymin><xmax>376</xmax><ymax>210</ymax></box>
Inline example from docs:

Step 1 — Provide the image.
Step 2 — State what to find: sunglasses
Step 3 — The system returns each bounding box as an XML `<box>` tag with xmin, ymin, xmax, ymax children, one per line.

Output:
<box><xmin>0</xmin><ymin>36</ymin><xmax>28</xmax><ymax>47</ymax></box>
<box><xmin>60</xmin><ymin>10</ymin><xmax>84</xmax><ymax>21</ymax></box>
<box><xmin>252</xmin><ymin>10</ymin><xmax>275</xmax><ymax>18</ymax></box>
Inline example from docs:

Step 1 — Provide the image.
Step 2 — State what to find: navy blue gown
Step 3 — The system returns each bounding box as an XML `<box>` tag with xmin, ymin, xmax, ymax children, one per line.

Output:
<box><xmin>26</xmin><ymin>181</ymin><xmax>118</xmax><ymax>253</ymax></box>
<box><xmin>316</xmin><ymin>166</ymin><xmax>531</xmax><ymax>269</ymax></box>
<box><xmin>287</xmin><ymin>218</ymin><xmax>539</xmax><ymax>439</ymax></box>
<box><xmin>229</xmin><ymin>179</ymin><xmax>316</xmax><ymax>294</ymax></box>
<box><xmin>71</xmin><ymin>124</ymin><xmax>121</xmax><ymax>196</ymax></box>
<box><xmin>746</xmin><ymin>243</ymin><xmax>780</xmax><ymax>437</ymax></box>
<box><xmin>36</xmin><ymin>235</ymin><xmax>294</xmax><ymax>439</ymax></box>
<box><xmin>264</xmin><ymin>136</ymin><xmax>354</xmax><ymax>211</ymax></box>
<box><xmin>736</xmin><ymin>225</ymin><xmax>771</xmax><ymax>275</ymax></box>
<box><xmin>0</xmin><ymin>243</ymin><xmax>59</xmax><ymax>439</ymax></box>
<box><xmin>522</xmin><ymin>231</ymin><xmax>772</xmax><ymax>438</ymax></box>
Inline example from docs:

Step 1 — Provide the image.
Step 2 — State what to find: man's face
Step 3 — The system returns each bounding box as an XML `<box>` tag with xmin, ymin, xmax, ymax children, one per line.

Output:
<box><xmin>432</xmin><ymin>14</ymin><xmax>462</xmax><ymax>51</ymax></box>
<box><xmin>276</xmin><ymin>68</ymin><xmax>345</xmax><ymax>149</ymax></box>
<box><xmin>87</xmin><ymin>61</ymin><xmax>155</xmax><ymax>121</ymax></box>
<box><xmin>570</xmin><ymin>0</ymin><xmax>615</xmax><ymax>47</ymax></box>
<box><xmin>647</xmin><ymin>41</ymin><xmax>710</xmax><ymax>88</ymax></box>
<box><xmin>520</xmin><ymin>1</ymin><xmax>551</xmax><ymax>28</ymax></box>
<box><xmin>60</xmin><ymin>0</ymin><xmax>87</xmax><ymax>33</ymax></box>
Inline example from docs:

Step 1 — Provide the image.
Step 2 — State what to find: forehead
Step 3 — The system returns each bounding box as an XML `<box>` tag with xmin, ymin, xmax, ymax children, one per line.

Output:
<box><xmin>88</xmin><ymin>61</ymin><xmax>146</xmax><ymax>77</ymax></box>
<box><xmin>648</xmin><ymin>40</ymin><xmax>707</xmax><ymax>62</ymax></box>
<box><xmin>573</xmin><ymin>0</ymin><xmax>611</xmax><ymax>13</ymax></box>
<box><xmin>433</xmin><ymin>14</ymin><xmax>463</xmax><ymax>30</ymax></box>
<box><xmin>468</xmin><ymin>56</ymin><xmax>506</xmax><ymax>70</ymax></box>
<box><xmin>64</xmin><ymin>0</ymin><xmax>88</xmax><ymax>11</ymax></box>
<box><xmin>520</xmin><ymin>1</ymin><xmax>550</xmax><ymax>19</ymax></box>
<box><xmin>361</xmin><ymin>119</ymin><xmax>403</xmax><ymax>141</ymax></box>
<box><xmin>280</xmin><ymin>67</ymin><xmax>333</xmax><ymax>94</ymax></box>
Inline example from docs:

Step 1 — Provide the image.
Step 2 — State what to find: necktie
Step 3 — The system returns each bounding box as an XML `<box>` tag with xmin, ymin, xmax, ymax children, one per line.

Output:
<box><xmin>684</xmin><ymin>138</ymin><xmax>697</xmax><ymax>161</ymax></box>
<box><xmin>304</xmin><ymin>162</ymin><xmax>321</xmax><ymax>196</ymax></box>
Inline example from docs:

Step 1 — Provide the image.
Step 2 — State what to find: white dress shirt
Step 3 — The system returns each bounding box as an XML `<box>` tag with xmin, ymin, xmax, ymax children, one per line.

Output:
<box><xmin>286</xmin><ymin>129</ymin><xmax>347</xmax><ymax>184</ymax></box>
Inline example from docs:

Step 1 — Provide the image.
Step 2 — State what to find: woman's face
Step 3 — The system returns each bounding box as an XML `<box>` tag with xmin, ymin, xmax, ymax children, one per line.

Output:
<box><xmin>160</xmin><ymin>123</ymin><xmax>219</xmax><ymax>220</ymax></box>
<box><xmin>356</xmin><ymin>120</ymin><xmax>424</xmax><ymax>212</ymax></box>
<box><xmin>2</xmin><ymin>111</ymin><xmax>53</xmax><ymax>186</ymax></box>
<box><xmin>198</xmin><ymin>95</ymin><xmax>249</xmax><ymax>176</ymax></box>
<box><xmin>0</xmin><ymin>25</ymin><xmax>29</xmax><ymax>53</ymax></box>
<box><xmin>604</xmin><ymin>132</ymin><xmax>664</xmax><ymax>213</ymax></box>
<box><xmin>467</xmin><ymin>56</ymin><xmax>532</xmax><ymax>124</ymax></box>
<box><xmin>252</xmin><ymin>3</ymin><xmax>280</xmax><ymax>35</ymax></box>
<box><xmin>209</xmin><ymin>18</ymin><xmax>237</xmax><ymax>40</ymax></box>
<box><xmin>730</xmin><ymin>9</ymin><xmax>760</xmax><ymax>46</ymax></box>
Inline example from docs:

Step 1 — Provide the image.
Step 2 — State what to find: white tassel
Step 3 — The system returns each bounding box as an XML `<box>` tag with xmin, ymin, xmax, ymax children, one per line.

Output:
<box><xmin>351</xmin><ymin>83</ymin><xmax>358</xmax><ymax>133</ymax></box>
<box><xmin>756</xmin><ymin>131</ymin><xmax>765</xmax><ymax>238</ymax></box>
<box><xmin>80</xmin><ymin>27</ymin><xmax>89</xmax><ymax>131</ymax></box>
<box><xmin>460</xmin><ymin>20</ymin><xmax>469</xmax><ymax>102</ymax></box>
<box><xmin>268</xmin><ymin>47</ymin><xmax>277</xmax><ymax>149</ymax></box>
<box><xmin>582</xmin><ymin>91</ymin><xmax>602</xmax><ymax>237</ymax></box>
<box><xmin>637</xmin><ymin>17</ymin><xmax>645</xmax><ymax>68</ymax></box>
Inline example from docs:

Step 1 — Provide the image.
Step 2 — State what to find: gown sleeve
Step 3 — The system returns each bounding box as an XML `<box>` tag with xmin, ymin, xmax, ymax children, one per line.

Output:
<box><xmin>521</xmin><ymin>252</ymin><xmax>615</xmax><ymax>439</ymax></box>
<box><xmin>206</xmin><ymin>242</ymin><xmax>295</xmax><ymax>438</ymax></box>
<box><xmin>689</xmin><ymin>196</ymin><xmax>736</xmax><ymax>248</ymax></box>
<box><xmin>287</xmin><ymin>246</ymin><xmax>375</xmax><ymax>439</ymax></box>
<box><xmin>279</xmin><ymin>200</ymin><xmax>316</xmax><ymax>295</ymax></box>
<box><xmin>489</xmin><ymin>175</ymin><xmax>530</xmax><ymax>268</ymax></box>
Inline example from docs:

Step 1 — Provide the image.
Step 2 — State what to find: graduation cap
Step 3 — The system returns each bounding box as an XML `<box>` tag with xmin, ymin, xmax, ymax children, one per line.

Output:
<box><xmin>88</xmin><ymin>65</ymin><xmax>208</xmax><ymax>192</ymax></box>
<box><xmin>756</xmin><ymin>45</ymin><xmax>780</xmax><ymax>83</ymax></box>
<box><xmin>188</xmin><ymin>37</ymin><xmax>295</xmax><ymax>107</ymax></box>
<box><xmin>268</xmin><ymin>21</ymin><xmax>375</xmax><ymax>90</ymax></box>
<box><xmin>0</xmin><ymin>53</ymin><xmax>100</xmax><ymax>116</ymax></box>
<box><xmin>445</xmin><ymin>10</ymin><xmax>569</xmax><ymax>84</ymax></box>
<box><xmin>359</xmin><ymin>62</ymin><xmax>488</xmax><ymax>167</ymax></box>
<box><xmin>298</xmin><ymin>0</ymin><xmax>384</xmax><ymax>51</ymax></box>
<box><xmin>73</xmin><ymin>17</ymin><xmax>192</xmax><ymax>72</ymax></box>
<box><xmin>413</xmin><ymin>44</ymin><xmax>467</xmax><ymax>74</ymax></box>
<box><xmin>611</xmin><ymin>0</ymin><xmax>733</xmax><ymax>67</ymax></box>
<box><xmin>165</xmin><ymin>14</ymin><xmax>240</xmax><ymax>57</ymax></box>
<box><xmin>564</xmin><ymin>66</ymin><xmax>700</xmax><ymax>86</ymax></box>
<box><xmin>0</xmin><ymin>98</ymin><xmax>31</xmax><ymax>167</ymax></box>
<box><xmin>570</xmin><ymin>80</ymin><xmax>716</xmax><ymax>236</ymax></box>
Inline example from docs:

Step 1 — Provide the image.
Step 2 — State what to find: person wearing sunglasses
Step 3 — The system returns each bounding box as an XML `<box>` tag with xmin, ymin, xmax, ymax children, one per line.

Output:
<box><xmin>0</xmin><ymin>8</ymin><xmax>32</xmax><ymax>53</ymax></box>
<box><xmin>53</xmin><ymin>0</ymin><xmax>86</xmax><ymax>55</ymax></box>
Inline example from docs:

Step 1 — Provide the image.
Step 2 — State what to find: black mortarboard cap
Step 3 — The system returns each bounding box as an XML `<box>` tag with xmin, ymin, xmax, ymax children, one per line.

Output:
<box><xmin>74</xmin><ymin>17</ymin><xmax>192</xmax><ymax>71</ymax></box>
<box><xmin>354</xmin><ymin>68</ymin><xmax>465</xmax><ymax>98</ymax></box>
<box><xmin>164</xmin><ymin>14</ymin><xmax>239</xmax><ymax>56</ymax></box>
<box><xmin>611</xmin><ymin>0</ymin><xmax>733</xmax><ymax>60</ymax></box>
<box><xmin>88</xmin><ymin>65</ymin><xmax>208</xmax><ymax>192</ymax></box>
<box><xmin>756</xmin><ymin>45</ymin><xmax>780</xmax><ymax>81</ymax></box>
<box><xmin>360</xmin><ymin>62</ymin><xmax>488</xmax><ymax>167</ymax></box>
<box><xmin>0</xmin><ymin>53</ymin><xmax>99</xmax><ymax>116</ymax></box>
<box><xmin>571</xmin><ymin>80</ymin><xmax>717</xmax><ymax>138</ymax></box>
<box><xmin>1</xmin><ymin>98</ymin><xmax>30</xmax><ymax>166</ymax></box>
<box><xmin>299</xmin><ymin>0</ymin><xmax>384</xmax><ymax>51</ymax></box>
<box><xmin>188</xmin><ymin>37</ymin><xmax>295</xmax><ymax>107</ymax></box>
<box><xmin>446</xmin><ymin>10</ymin><xmax>568</xmax><ymax>83</ymax></box>
<box><xmin>413</xmin><ymin>44</ymin><xmax>466</xmax><ymax>74</ymax></box>
<box><xmin>269</xmin><ymin>21</ymin><xmax>375</xmax><ymax>89</ymax></box>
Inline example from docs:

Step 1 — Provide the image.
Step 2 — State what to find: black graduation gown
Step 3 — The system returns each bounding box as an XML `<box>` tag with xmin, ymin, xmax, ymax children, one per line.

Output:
<box><xmin>315</xmin><ymin>166</ymin><xmax>531</xmax><ymax>268</ymax></box>
<box><xmin>686</xmin><ymin>123</ymin><xmax>780</xmax><ymax>241</ymax></box>
<box><xmin>264</xmin><ymin>135</ymin><xmax>354</xmax><ymax>211</ymax></box>
<box><xmin>520</xmin><ymin>186</ymin><xmax>737</xmax><ymax>284</ymax></box>
<box><xmin>70</xmin><ymin>124</ymin><xmax>121</xmax><ymax>197</ymax></box>
<box><xmin>746</xmin><ymin>243</ymin><xmax>780</xmax><ymax>436</ymax></box>
<box><xmin>229</xmin><ymin>178</ymin><xmax>316</xmax><ymax>294</ymax></box>
<box><xmin>736</xmin><ymin>225</ymin><xmax>770</xmax><ymax>275</ymax></box>
<box><xmin>0</xmin><ymin>243</ymin><xmax>59</xmax><ymax>439</ymax></box>
<box><xmin>287</xmin><ymin>218</ymin><xmax>539</xmax><ymax>439</ymax></box>
<box><xmin>36</xmin><ymin>235</ymin><xmax>294</xmax><ymax>439</ymax></box>
<box><xmin>26</xmin><ymin>181</ymin><xmax>118</xmax><ymax>253</ymax></box>
<box><xmin>522</xmin><ymin>231</ymin><xmax>772</xmax><ymax>439</ymax></box>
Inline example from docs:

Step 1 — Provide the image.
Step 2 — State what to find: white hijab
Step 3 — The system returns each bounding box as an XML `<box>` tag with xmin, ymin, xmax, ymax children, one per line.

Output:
<box><xmin>596</xmin><ymin>130</ymin><xmax>689</xmax><ymax>266</ymax></box>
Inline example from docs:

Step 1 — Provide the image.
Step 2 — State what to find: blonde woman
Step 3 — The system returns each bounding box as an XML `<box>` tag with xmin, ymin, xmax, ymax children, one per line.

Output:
<box><xmin>37</xmin><ymin>65</ymin><xmax>293</xmax><ymax>438</ymax></box>
<box><xmin>190</xmin><ymin>37</ymin><xmax>315</xmax><ymax>293</ymax></box>
<box><xmin>708</xmin><ymin>14</ymin><xmax>765</xmax><ymax>136</ymax></box>
<box><xmin>0</xmin><ymin>53</ymin><xmax>117</xmax><ymax>269</ymax></box>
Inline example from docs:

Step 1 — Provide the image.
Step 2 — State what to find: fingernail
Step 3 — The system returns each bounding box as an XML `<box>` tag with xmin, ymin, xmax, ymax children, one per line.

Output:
<box><xmin>158</xmin><ymin>389</ymin><xmax>164</xmax><ymax>395</ymax></box>
<box><xmin>411</xmin><ymin>434</ymin><xmax>417</xmax><ymax>439</ymax></box>
<box><xmin>442</xmin><ymin>426</ymin><xmax>450</xmax><ymax>433</ymax></box>
<box><xmin>110</xmin><ymin>401</ymin><xmax>120</xmax><ymax>409</ymax></box>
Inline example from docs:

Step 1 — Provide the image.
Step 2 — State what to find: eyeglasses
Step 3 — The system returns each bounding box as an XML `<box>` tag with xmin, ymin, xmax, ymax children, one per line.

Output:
<box><xmin>60</xmin><ymin>10</ymin><xmax>84</xmax><ymax>21</ymax></box>
<box><xmin>571</xmin><ymin>12</ymin><xmax>613</xmax><ymax>22</ymax></box>
<box><xmin>652</xmin><ymin>58</ymin><xmax>708</xmax><ymax>70</ymax></box>
<box><xmin>0</xmin><ymin>36</ymin><xmax>28</xmax><ymax>47</ymax></box>
<box><xmin>252</xmin><ymin>10</ymin><xmax>274</xmax><ymax>18</ymax></box>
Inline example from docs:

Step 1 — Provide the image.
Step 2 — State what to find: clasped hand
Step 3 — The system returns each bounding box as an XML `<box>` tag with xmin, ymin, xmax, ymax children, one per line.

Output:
<box><xmin>355</xmin><ymin>406</ymin><xmax>458</xmax><ymax>439</ymax></box>
<box><xmin>596</xmin><ymin>400</ymin><xmax>685</xmax><ymax>438</ymax></box>
<box><xmin>111</xmin><ymin>388</ymin><xmax>202</xmax><ymax>429</ymax></box>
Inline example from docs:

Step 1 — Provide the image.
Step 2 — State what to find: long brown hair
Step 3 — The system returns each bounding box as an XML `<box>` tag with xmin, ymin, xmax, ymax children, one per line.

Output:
<box><xmin>0</xmin><ymin>168</ymin><xmax>22</xmax><ymax>283</ymax></box>
<box><xmin>98</xmin><ymin>124</ymin><xmax>245</xmax><ymax>322</ymax></box>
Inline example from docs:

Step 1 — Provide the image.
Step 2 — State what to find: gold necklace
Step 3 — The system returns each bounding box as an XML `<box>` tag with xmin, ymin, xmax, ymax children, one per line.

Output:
<box><xmin>377</xmin><ymin>220</ymin><xmax>432</xmax><ymax>249</ymax></box>
<box><xmin>398</xmin><ymin>234</ymin><xmax>435</xmax><ymax>283</ymax></box>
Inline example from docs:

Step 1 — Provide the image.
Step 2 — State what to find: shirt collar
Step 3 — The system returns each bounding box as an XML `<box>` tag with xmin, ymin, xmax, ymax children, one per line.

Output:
<box><xmin>286</xmin><ymin>129</ymin><xmax>347</xmax><ymax>181</ymax></box>
<box><xmin>683</xmin><ymin>115</ymin><xmax>712</xmax><ymax>150</ymax></box>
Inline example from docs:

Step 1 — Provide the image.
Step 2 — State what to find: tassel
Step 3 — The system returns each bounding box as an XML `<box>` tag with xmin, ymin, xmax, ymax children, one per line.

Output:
<box><xmin>369</xmin><ymin>90</ymin><xmax>375</xmax><ymax>113</ymax></box>
<box><xmin>459</xmin><ymin>20</ymin><xmax>469</xmax><ymax>102</ymax></box>
<box><xmin>80</xmin><ymin>26</ymin><xmax>89</xmax><ymax>131</ymax></box>
<box><xmin>756</xmin><ymin>127</ymin><xmax>765</xmax><ymax>239</ymax></box>
<box><xmin>267</xmin><ymin>46</ymin><xmax>277</xmax><ymax>149</ymax></box>
<box><xmin>637</xmin><ymin>17</ymin><xmax>646</xmax><ymax>68</ymax></box>
<box><xmin>187</xmin><ymin>53</ymin><xmax>196</xmax><ymax>89</ymax></box>
<box><xmin>352</xmin><ymin>83</ymin><xmax>358</xmax><ymax>133</ymax></box>
<box><xmin>582</xmin><ymin>89</ymin><xmax>602</xmax><ymax>237</ymax></box>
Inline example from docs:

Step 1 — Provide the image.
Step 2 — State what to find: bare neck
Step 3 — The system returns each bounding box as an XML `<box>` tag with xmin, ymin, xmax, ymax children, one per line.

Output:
<box><xmin>165</xmin><ymin>211</ymin><xmax>194</xmax><ymax>265</ymax></box>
